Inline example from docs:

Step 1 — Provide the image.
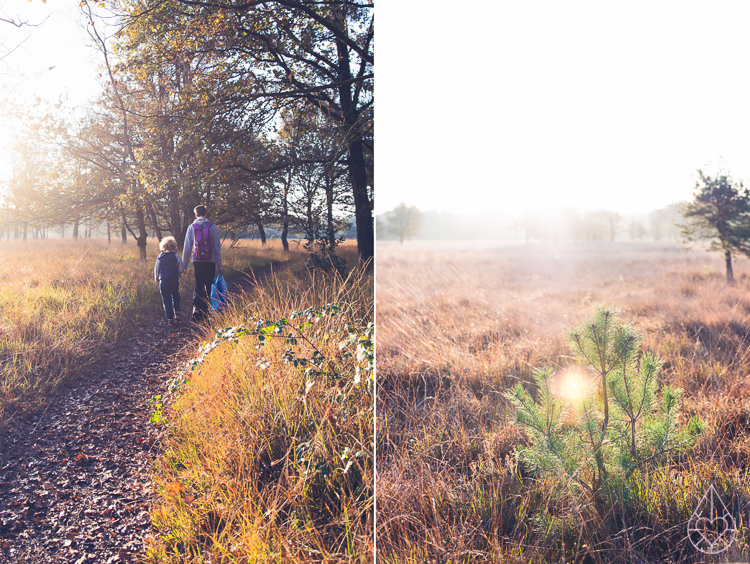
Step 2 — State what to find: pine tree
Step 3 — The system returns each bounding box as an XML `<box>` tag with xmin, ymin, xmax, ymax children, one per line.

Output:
<box><xmin>679</xmin><ymin>170</ymin><xmax>750</xmax><ymax>283</ymax></box>
<box><xmin>506</xmin><ymin>307</ymin><xmax>704</xmax><ymax>509</ymax></box>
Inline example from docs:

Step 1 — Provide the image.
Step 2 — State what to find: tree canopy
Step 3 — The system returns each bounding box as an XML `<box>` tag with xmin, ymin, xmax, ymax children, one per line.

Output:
<box><xmin>384</xmin><ymin>203</ymin><xmax>422</xmax><ymax>243</ymax></box>
<box><xmin>0</xmin><ymin>0</ymin><xmax>373</xmax><ymax>264</ymax></box>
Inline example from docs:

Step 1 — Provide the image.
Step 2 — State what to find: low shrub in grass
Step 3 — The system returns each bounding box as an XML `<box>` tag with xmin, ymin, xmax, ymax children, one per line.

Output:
<box><xmin>147</xmin><ymin>268</ymin><xmax>373</xmax><ymax>563</ymax></box>
<box><xmin>507</xmin><ymin>306</ymin><xmax>705</xmax><ymax>512</ymax></box>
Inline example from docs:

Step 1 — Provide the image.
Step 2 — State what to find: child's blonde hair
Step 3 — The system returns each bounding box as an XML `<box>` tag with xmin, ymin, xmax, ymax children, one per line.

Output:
<box><xmin>159</xmin><ymin>236</ymin><xmax>178</xmax><ymax>252</ymax></box>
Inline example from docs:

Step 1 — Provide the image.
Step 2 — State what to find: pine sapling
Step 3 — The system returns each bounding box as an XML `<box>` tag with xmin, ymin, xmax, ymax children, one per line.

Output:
<box><xmin>506</xmin><ymin>306</ymin><xmax>704</xmax><ymax>508</ymax></box>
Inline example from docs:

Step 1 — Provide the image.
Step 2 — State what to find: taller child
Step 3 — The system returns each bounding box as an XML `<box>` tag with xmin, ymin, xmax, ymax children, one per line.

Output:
<box><xmin>180</xmin><ymin>205</ymin><xmax>223</xmax><ymax>322</ymax></box>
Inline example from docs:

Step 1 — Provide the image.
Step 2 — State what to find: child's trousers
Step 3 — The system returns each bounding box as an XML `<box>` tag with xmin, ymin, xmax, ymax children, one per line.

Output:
<box><xmin>160</xmin><ymin>279</ymin><xmax>181</xmax><ymax>319</ymax></box>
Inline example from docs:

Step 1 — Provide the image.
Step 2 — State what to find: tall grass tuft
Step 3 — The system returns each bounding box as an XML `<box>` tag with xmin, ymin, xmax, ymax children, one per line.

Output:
<box><xmin>147</xmin><ymin>265</ymin><xmax>373</xmax><ymax>563</ymax></box>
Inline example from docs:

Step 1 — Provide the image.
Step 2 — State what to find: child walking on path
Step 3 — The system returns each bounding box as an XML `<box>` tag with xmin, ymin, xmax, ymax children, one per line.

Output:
<box><xmin>154</xmin><ymin>236</ymin><xmax>184</xmax><ymax>327</ymax></box>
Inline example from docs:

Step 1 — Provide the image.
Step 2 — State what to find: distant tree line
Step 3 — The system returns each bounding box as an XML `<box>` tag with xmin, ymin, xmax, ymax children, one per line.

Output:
<box><xmin>376</xmin><ymin>204</ymin><xmax>683</xmax><ymax>243</ymax></box>
<box><xmin>512</xmin><ymin>206</ymin><xmax>684</xmax><ymax>243</ymax></box>
<box><xmin>1</xmin><ymin>0</ymin><xmax>373</xmax><ymax>264</ymax></box>
<box><xmin>378</xmin><ymin>170</ymin><xmax>750</xmax><ymax>285</ymax></box>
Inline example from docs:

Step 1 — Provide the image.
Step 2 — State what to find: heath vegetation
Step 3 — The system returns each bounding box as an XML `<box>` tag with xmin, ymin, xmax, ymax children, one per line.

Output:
<box><xmin>377</xmin><ymin>240</ymin><xmax>750</xmax><ymax>563</ymax></box>
<box><xmin>0</xmin><ymin>238</ymin><xmax>301</xmax><ymax>428</ymax></box>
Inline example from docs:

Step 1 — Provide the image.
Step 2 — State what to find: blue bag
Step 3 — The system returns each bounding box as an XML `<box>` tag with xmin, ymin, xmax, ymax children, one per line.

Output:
<box><xmin>210</xmin><ymin>273</ymin><xmax>228</xmax><ymax>311</ymax></box>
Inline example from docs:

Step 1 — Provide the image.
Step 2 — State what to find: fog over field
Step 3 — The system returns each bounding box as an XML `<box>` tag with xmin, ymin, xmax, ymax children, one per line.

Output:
<box><xmin>377</xmin><ymin>204</ymin><xmax>684</xmax><ymax>242</ymax></box>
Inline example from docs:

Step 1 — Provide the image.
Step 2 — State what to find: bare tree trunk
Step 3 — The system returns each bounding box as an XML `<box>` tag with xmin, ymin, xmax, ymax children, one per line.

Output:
<box><xmin>325</xmin><ymin>174</ymin><xmax>335</xmax><ymax>247</ymax></box>
<box><xmin>305</xmin><ymin>182</ymin><xmax>314</xmax><ymax>244</ymax></box>
<box><xmin>335</xmin><ymin>26</ymin><xmax>373</xmax><ymax>264</ymax></box>
<box><xmin>147</xmin><ymin>201</ymin><xmax>163</xmax><ymax>241</ymax></box>
<box><xmin>281</xmin><ymin>110</ymin><xmax>303</xmax><ymax>253</ymax></box>
<box><xmin>107</xmin><ymin>220</ymin><xmax>111</xmax><ymax>244</ymax></box>
<box><xmin>135</xmin><ymin>208</ymin><xmax>148</xmax><ymax>261</ymax></box>
<box><xmin>257</xmin><ymin>222</ymin><xmax>266</xmax><ymax>245</ymax></box>
<box><xmin>181</xmin><ymin>203</ymin><xmax>197</xmax><ymax>249</ymax></box>
<box><xmin>73</xmin><ymin>218</ymin><xmax>79</xmax><ymax>240</ymax></box>
<box><xmin>171</xmin><ymin>201</ymin><xmax>183</xmax><ymax>248</ymax></box>
<box><xmin>281</xmin><ymin>182</ymin><xmax>290</xmax><ymax>252</ymax></box>
<box><xmin>726</xmin><ymin>249</ymin><xmax>734</xmax><ymax>284</ymax></box>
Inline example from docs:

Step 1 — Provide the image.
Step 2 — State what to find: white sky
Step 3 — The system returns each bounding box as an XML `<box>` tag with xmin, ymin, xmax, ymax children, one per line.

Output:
<box><xmin>0</xmin><ymin>1</ymin><xmax>100</xmax><ymax>103</ymax></box>
<box><xmin>3</xmin><ymin>1</ymin><xmax>750</xmax><ymax>217</ymax></box>
<box><xmin>0</xmin><ymin>1</ymin><xmax>102</xmax><ymax>179</ymax></box>
<box><xmin>377</xmin><ymin>1</ymin><xmax>750</xmax><ymax>216</ymax></box>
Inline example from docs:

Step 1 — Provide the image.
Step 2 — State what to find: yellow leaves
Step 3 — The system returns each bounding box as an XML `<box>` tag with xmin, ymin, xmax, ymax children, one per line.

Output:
<box><xmin>166</xmin><ymin>480</ymin><xmax>195</xmax><ymax>504</ymax></box>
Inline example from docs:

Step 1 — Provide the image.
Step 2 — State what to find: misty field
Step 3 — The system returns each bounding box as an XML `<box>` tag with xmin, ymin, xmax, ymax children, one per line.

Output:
<box><xmin>377</xmin><ymin>240</ymin><xmax>750</xmax><ymax>563</ymax></box>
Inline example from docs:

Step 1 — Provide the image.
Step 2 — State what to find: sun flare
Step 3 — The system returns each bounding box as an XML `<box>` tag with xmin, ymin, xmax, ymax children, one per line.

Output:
<box><xmin>553</xmin><ymin>368</ymin><xmax>595</xmax><ymax>403</ymax></box>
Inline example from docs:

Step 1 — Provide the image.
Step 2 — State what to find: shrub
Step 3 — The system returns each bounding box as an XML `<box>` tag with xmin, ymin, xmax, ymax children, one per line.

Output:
<box><xmin>506</xmin><ymin>306</ymin><xmax>705</xmax><ymax>510</ymax></box>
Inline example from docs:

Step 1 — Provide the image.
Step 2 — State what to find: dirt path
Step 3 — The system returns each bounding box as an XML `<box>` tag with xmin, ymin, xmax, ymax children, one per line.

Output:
<box><xmin>0</xmin><ymin>265</ymin><xmax>278</xmax><ymax>563</ymax></box>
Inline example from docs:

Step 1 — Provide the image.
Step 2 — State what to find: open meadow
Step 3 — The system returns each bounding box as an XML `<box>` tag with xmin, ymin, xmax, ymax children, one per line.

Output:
<box><xmin>377</xmin><ymin>240</ymin><xmax>750</xmax><ymax>563</ymax></box>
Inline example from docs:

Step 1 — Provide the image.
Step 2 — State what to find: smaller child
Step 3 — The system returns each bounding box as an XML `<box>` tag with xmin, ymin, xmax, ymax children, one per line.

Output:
<box><xmin>154</xmin><ymin>236</ymin><xmax>184</xmax><ymax>327</ymax></box>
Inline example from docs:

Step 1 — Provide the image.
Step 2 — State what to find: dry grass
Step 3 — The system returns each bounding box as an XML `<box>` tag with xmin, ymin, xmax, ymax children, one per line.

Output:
<box><xmin>0</xmin><ymin>237</ymin><xmax>302</xmax><ymax>427</ymax></box>
<box><xmin>0</xmin><ymin>238</ymin><xmax>159</xmax><ymax>423</ymax></box>
<box><xmin>377</xmin><ymin>240</ymin><xmax>750</xmax><ymax>563</ymax></box>
<box><xmin>220</xmin><ymin>239</ymin><xmax>311</xmax><ymax>274</ymax></box>
<box><xmin>147</xmin><ymin>262</ymin><xmax>373</xmax><ymax>563</ymax></box>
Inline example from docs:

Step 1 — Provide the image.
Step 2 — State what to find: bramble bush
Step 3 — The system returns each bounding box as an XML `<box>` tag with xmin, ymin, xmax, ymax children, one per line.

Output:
<box><xmin>148</xmin><ymin>268</ymin><xmax>374</xmax><ymax>562</ymax></box>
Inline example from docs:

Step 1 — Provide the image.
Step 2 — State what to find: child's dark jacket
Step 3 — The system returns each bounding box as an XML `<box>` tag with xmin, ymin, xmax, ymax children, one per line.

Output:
<box><xmin>154</xmin><ymin>251</ymin><xmax>184</xmax><ymax>282</ymax></box>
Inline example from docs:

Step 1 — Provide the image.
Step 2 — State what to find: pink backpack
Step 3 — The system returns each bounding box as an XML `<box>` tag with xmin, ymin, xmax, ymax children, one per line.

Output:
<box><xmin>193</xmin><ymin>221</ymin><xmax>214</xmax><ymax>261</ymax></box>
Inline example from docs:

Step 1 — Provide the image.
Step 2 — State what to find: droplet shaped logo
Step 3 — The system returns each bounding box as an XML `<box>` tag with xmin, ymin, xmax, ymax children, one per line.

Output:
<box><xmin>687</xmin><ymin>484</ymin><xmax>736</xmax><ymax>554</ymax></box>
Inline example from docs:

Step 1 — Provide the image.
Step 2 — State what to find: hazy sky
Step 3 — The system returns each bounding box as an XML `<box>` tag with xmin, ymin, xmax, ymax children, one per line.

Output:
<box><xmin>0</xmin><ymin>2</ymin><xmax>100</xmax><ymax>103</ymax></box>
<box><xmin>0</xmin><ymin>2</ymin><xmax>102</xmax><ymax>179</ymax></box>
<box><xmin>3</xmin><ymin>1</ymin><xmax>750</xmax><ymax>218</ymax></box>
<box><xmin>378</xmin><ymin>2</ymin><xmax>750</xmax><ymax>216</ymax></box>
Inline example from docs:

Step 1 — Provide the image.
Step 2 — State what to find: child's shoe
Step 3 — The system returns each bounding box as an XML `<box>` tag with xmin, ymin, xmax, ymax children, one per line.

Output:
<box><xmin>168</xmin><ymin>318</ymin><xmax>175</xmax><ymax>327</ymax></box>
